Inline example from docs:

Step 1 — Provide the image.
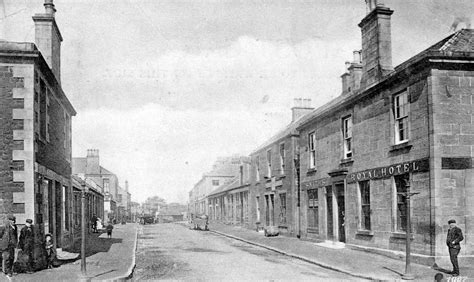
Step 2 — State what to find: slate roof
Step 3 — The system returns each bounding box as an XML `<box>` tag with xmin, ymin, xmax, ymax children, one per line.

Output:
<box><xmin>71</xmin><ymin>157</ymin><xmax>117</xmax><ymax>176</ymax></box>
<box><xmin>250</xmin><ymin>112</ymin><xmax>311</xmax><ymax>155</ymax></box>
<box><xmin>208</xmin><ymin>177</ymin><xmax>243</xmax><ymax>197</ymax></box>
<box><xmin>296</xmin><ymin>29</ymin><xmax>474</xmax><ymax>130</ymax></box>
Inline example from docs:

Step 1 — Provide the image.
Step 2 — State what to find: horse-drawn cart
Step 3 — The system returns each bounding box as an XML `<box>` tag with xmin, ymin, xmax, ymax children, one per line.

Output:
<box><xmin>191</xmin><ymin>214</ymin><xmax>209</xmax><ymax>231</ymax></box>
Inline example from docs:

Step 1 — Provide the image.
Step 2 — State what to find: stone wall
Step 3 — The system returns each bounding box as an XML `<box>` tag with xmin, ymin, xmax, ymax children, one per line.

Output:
<box><xmin>430</xmin><ymin>68</ymin><xmax>474</xmax><ymax>258</ymax></box>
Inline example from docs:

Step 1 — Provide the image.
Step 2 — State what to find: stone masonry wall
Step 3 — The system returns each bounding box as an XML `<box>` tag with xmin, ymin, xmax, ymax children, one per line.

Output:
<box><xmin>0</xmin><ymin>64</ymin><xmax>34</xmax><ymax>223</ymax></box>
<box><xmin>298</xmin><ymin>70</ymin><xmax>433</xmax><ymax>256</ymax></box>
<box><xmin>430</xmin><ymin>68</ymin><xmax>474</xmax><ymax>258</ymax></box>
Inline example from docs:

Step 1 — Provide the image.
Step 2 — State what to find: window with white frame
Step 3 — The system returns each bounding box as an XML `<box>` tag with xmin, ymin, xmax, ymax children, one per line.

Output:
<box><xmin>308</xmin><ymin>132</ymin><xmax>316</xmax><ymax>169</ymax></box>
<box><xmin>342</xmin><ymin>116</ymin><xmax>352</xmax><ymax>159</ymax></box>
<box><xmin>266</xmin><ymin>149</ymin><xmax>272</xmax><ymax>178</ymax></box>
<box><xmin>394</xmin><ymin>91</ymin><xmax>409</xmax><ymax>144</ymax></box>
<box><xmin>359</xmin><ymin>180</ymin><xmax>371</xmax><ymax>230</ymax></box>
<box><xmin>279</xmin><ymin>143</ymin><xmax>285</xmax><ymax>174</ymax></box>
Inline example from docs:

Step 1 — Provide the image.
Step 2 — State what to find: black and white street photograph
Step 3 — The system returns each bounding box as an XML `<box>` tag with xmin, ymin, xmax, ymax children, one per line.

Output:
<box><xmin>1</xmin><ymin>0</ymin><xmax>474</xmax><ymax>280</ymax></box>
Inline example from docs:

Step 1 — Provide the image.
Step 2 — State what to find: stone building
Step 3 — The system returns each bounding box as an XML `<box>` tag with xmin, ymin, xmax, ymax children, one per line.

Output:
<box><xmin>188</xmin><ymin>155</ymin><xmax>248</xmax><ymax>216</ymax></box>
<box><xmin>71</xmin><ymin>175</ymin><xmax>104</xmax><ymax>241</ymax></box>
<box><xmin>117</xmin><ymin>181</ymin><xmax>132</xmax><ymax>222</ymax></box>
<box><xmin>248</xmin><ymin>99</ymin><xmax>313</xmax><ymax>236</ymax></box>
<box><xmin>0</xmin><ymin>0</ymin><xmax>76</xmax><ymax>248</ymax></box>
<box><xmin>72</xmin><ymin>149</ymin><xmax>121</xmax><ymax>224</ymax></box>
<box><xmin>207</xmin><ymin>161</ymin><xmax>251</xmax><ymax>226</ymax></box>
<box><xmin>296</xmin><ymin>3</ymin><xmax>473</xmax><ymax>265</ymax></box>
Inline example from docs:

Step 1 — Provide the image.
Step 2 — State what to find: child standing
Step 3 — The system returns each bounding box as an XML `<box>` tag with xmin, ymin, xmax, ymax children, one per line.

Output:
<box><xmin>44</xmin><ymin>234</ymin><xmax>56</xmax><ymax>269</ymax></box>
<box><xmin>106</xmin><ymin>223</ymin><xmax>114</xmax><ymax>238</ymax></box>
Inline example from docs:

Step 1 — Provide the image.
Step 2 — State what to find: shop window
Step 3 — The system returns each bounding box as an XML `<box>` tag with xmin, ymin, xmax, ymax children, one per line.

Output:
<box><xmin>279</xmin><ymin>143</ymin><xmax>285</xmax><ymax>174</ymax></box>
<box><xmin>342</xmin><ymin>116</ymin><xmax>353</xmax><ymax>159</ymax></box>
<box><xmin>359</xmin><ymin>181</ymin><xmax>371</xmax><ymax>230</ymax></box>
<box><xmin>307</xmin><ymin>189</ymin><xmax>319</xmax><ymax>232</ymax></box>
<box><xmin>395</xmin><ymin>174</ymin><xmax>409</xmax><ymax>232</ymax></box>
<box><xmin>394</xmin><ymin>91</ymin><xmax>409</xmax><ymax>144</ymax></box>
<box><xmin>308</xmin><ymin>132</ymin><xmax>316</xmax><ymax>169</ymax></box>
<box><xmin>279</xmin><ymin>193</ymin><xmax>287</xmax><ymax>225</ymax></box>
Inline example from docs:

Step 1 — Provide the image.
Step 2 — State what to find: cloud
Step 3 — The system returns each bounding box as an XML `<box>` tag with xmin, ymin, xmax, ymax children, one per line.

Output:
<box><xmin>68</xmin><ymin>35</ymin><xmax>353</xmax><ymax>113</ymax></box>
<box><xmin>72</xmin><ymin>103</ymin><xmax>290</xmax><ymax>203</ymax></box>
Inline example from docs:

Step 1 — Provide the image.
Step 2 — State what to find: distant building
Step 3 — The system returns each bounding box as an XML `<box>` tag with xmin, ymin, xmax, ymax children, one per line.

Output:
<box><xmin>207</xmin><ymin>160</ymin><xmax>252</xmax><ymax>226</ymax></box>
<box><xmin>72</xmin><ymin>149</ymin><xmax>121</xmax><ymax>223</ymax></box>
<box><xmin>188</xmin><ymin>155</ymin><xmax>249</xmax><ymax>216</ymax></box>
<box><xmin>71</xmin><ymin>175</ymin><xmax>104</xmax><ymax>241</ymax></box>
<box><xmin>130</xmin><ymin>201</ymin><xmax>141</xmax><ymax>222</ymax></box>
<box><xmin>248</xmin><ymin>99</ymin><xmax>313</xmax><ymax>235</ymax></box>
<box><xmin>0</xmin><ymin>0</ymin><xmax>76</xmax><ymax>248</ymax></box>
<box><xmin>116</xmin><ymin>180</ymin><xmax>131</xmax><ymax>222</ymax></box>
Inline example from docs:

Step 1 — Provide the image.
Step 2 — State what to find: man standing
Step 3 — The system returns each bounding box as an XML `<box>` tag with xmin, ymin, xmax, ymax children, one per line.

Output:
<box><xmin>0</xmin><ymin>215</ymin><xmax>18</xmax><ymax>277</ymax></box>
<box><xmin>446</xmin><ymin>219</ymin><xmax>464</xmax><ymax>276</ymax></box>
<box><xmin>19</xmin><ymin>219</ymin><xmax>35</xmax><ymax>273</ymax></box>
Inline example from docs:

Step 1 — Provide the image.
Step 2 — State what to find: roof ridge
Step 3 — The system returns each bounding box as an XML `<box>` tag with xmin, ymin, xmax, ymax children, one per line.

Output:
<box><xmin>440</xmin><ymin>29</ymin><xmax>464</xmax><ymax>51</ymax></box>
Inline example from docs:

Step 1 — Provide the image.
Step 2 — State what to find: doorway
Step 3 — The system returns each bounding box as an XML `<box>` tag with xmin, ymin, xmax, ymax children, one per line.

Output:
<box><xmin>335</xmin><ymin>183</ymin><xmax>346</xmax><ymax>243</ymax></box>
<box><xmin>326</xmin><ymin>186</ymin><xmax>333</xmax><ymax>240</ymax></box>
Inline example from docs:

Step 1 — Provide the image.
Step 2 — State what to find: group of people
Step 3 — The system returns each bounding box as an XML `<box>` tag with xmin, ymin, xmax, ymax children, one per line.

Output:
<box><xmin>91</xmin><ymin>215</ymin><xmax>114</xmax><ymax>238</ymax></box>
<box><xmin>0</xmin><ymin>215</ymin><xmax>55</xmax><ymax>277</ymax></box>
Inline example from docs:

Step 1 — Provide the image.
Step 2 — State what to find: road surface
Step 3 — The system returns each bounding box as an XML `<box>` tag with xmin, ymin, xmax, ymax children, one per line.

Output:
<box><xmin>134</xmin><ymin>223</ymin><xmax>361</xmax><ymax>281</ymax></box>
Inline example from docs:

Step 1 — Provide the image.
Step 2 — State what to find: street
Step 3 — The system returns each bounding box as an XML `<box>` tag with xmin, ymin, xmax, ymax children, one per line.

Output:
<box><xmin>133</xmin><ymin>223</ymin><xmax>360</xmax><ymax>281</ymax></box>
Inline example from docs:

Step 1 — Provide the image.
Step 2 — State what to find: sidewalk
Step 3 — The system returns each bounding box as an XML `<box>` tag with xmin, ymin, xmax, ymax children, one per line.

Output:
<box><xmin>205</xmin><ymin>222</ymin><xmax>474</xmax><ymax>281</ymax></box>
<box><xmin>2</xmin><ymin>223</ymin><xmax>138</xmax><ymax>282</ymax></box>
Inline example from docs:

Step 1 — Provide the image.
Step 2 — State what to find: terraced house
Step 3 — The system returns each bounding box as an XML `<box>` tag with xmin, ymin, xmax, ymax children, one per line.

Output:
<box><xmin>248</xmin><ymin>99</ymin><xmax>313</xmax><ymax>236</ymax></box>
<box><xmin>0</xmin><ymin>0</ymin><xmax>76</xmax><ymax>248</ymax></box>
<box><xmin>296</xmin><ymin>3</ymin><xmax>474</xmax><ymax>266</ymax></box>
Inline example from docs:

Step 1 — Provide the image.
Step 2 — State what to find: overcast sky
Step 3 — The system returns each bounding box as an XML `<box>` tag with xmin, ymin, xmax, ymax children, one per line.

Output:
<box><xmin>1</xmin><ymin>0</ymin><xmax>472</xmax><ymax>203</ymax></box>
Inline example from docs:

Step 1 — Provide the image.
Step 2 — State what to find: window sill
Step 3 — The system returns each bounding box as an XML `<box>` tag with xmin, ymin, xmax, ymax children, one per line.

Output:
<box><xmin>307</xmin><ymin>228</ymin><xmax>319</xmax><ymax>234</ymax></box>
<box><xmin>390</xmin><ymin>141</ymin><xmax>412</xmax><ymax>152</ymax></box>
<box><xmin>306</xmin><ymin>168</ymin><xmax>317</xmax><ymax>175</ymax></box>
<box><xmin>340</xmin><ymin>158</ymin><xmax>354</xmax><ymax>166</ymax></box>
<box><xmin>356</xmin><ymin>230</ymin><xmax>374</xmax><ymax>236</ymax></box>
<box><xmin>391</xmin><ymin>232</ymin><xmax>414</xmax><ymax>240</ymax></box>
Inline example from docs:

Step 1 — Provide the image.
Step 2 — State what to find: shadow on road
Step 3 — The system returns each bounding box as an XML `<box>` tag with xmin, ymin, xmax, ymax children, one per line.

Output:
<box><xmin>64</xmin><ymin>232</ymin><xmax>123</xmax><ymax>257</ymax></box>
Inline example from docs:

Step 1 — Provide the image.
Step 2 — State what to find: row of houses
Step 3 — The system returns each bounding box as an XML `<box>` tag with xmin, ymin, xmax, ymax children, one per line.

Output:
<box><xmin>189</xmin><ymin>2</ymin><xmax>474</xmax><ymax>266</ymax></box>
<box><xmin>0</xmin><ymin>0</ymin><xmax>132</xmax><ymax>249</ymax></box>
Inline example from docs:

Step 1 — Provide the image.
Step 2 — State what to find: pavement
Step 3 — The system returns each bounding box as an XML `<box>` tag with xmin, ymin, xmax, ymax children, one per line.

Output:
<box><xmin>204</xmin><ymin>222</ymin><xmax>474</xmax><ymax>281</ymax></box>
<box><xmin>1</xmin><ymin>223</ymin><xmax>138</xmax><ymax>282</ymax></box>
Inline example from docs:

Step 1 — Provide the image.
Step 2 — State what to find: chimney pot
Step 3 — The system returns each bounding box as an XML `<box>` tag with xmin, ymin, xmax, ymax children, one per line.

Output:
<box><xmin>44</xmin><ymin>0</ymin><xmax>56</xmax><ymax>16</ymax></box>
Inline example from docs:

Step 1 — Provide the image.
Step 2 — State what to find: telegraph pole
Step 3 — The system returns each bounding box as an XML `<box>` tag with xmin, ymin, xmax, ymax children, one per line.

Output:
<box><xmin>402</xmin><ymin>178</ymin><xmax>419</xmax><ymax>280</ymax></box>
<box><xmin>81</xmin><ymin>180</ymin><xmax>88</xmax><ymax>278</ymax></box>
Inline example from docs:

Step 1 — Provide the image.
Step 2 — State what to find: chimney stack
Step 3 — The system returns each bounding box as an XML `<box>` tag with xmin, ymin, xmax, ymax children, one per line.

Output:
<box><xmin>32</xmin><ymin>0</ymin><xmax>63</xmax><ymax>83</ymax></box>
<box><xmin>291</xmin><ymin>98</ymin><xmax>314</xmax><ymax>122</ymax></box>
<box><xmin>359</xmin><ymin>0</ymin><xmax>393</xmax><ymax>88</ymax></box>
<box><xmin>341</xmin><ymin>50</ymin><xmax>363</xmax><ymax>95</ymax></box>
<box><xmin>125</xmin><ymin>180</ymin><xmax>129</xmax><ymax>192</ymax></box>
<box><xmin>86</xmin><ymin>149</ymin><xmax>100</xmax><ymax>175</ymax></box>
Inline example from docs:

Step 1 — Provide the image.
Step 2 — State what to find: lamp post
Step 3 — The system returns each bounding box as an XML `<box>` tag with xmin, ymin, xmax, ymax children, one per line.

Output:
<box><xmin>401</xmin><ymin>178</ymin><xmax>419</xmax><ymax>280</ymax></box>
<box><xmin>293</xmin><ymin>154</ymin><xmax>301</xmax><ymax>239</ymax></box>
<box><xmin>80</xmin><ymin>180</ymin><xmax>89</xmax><ymax>278</ymax></box>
